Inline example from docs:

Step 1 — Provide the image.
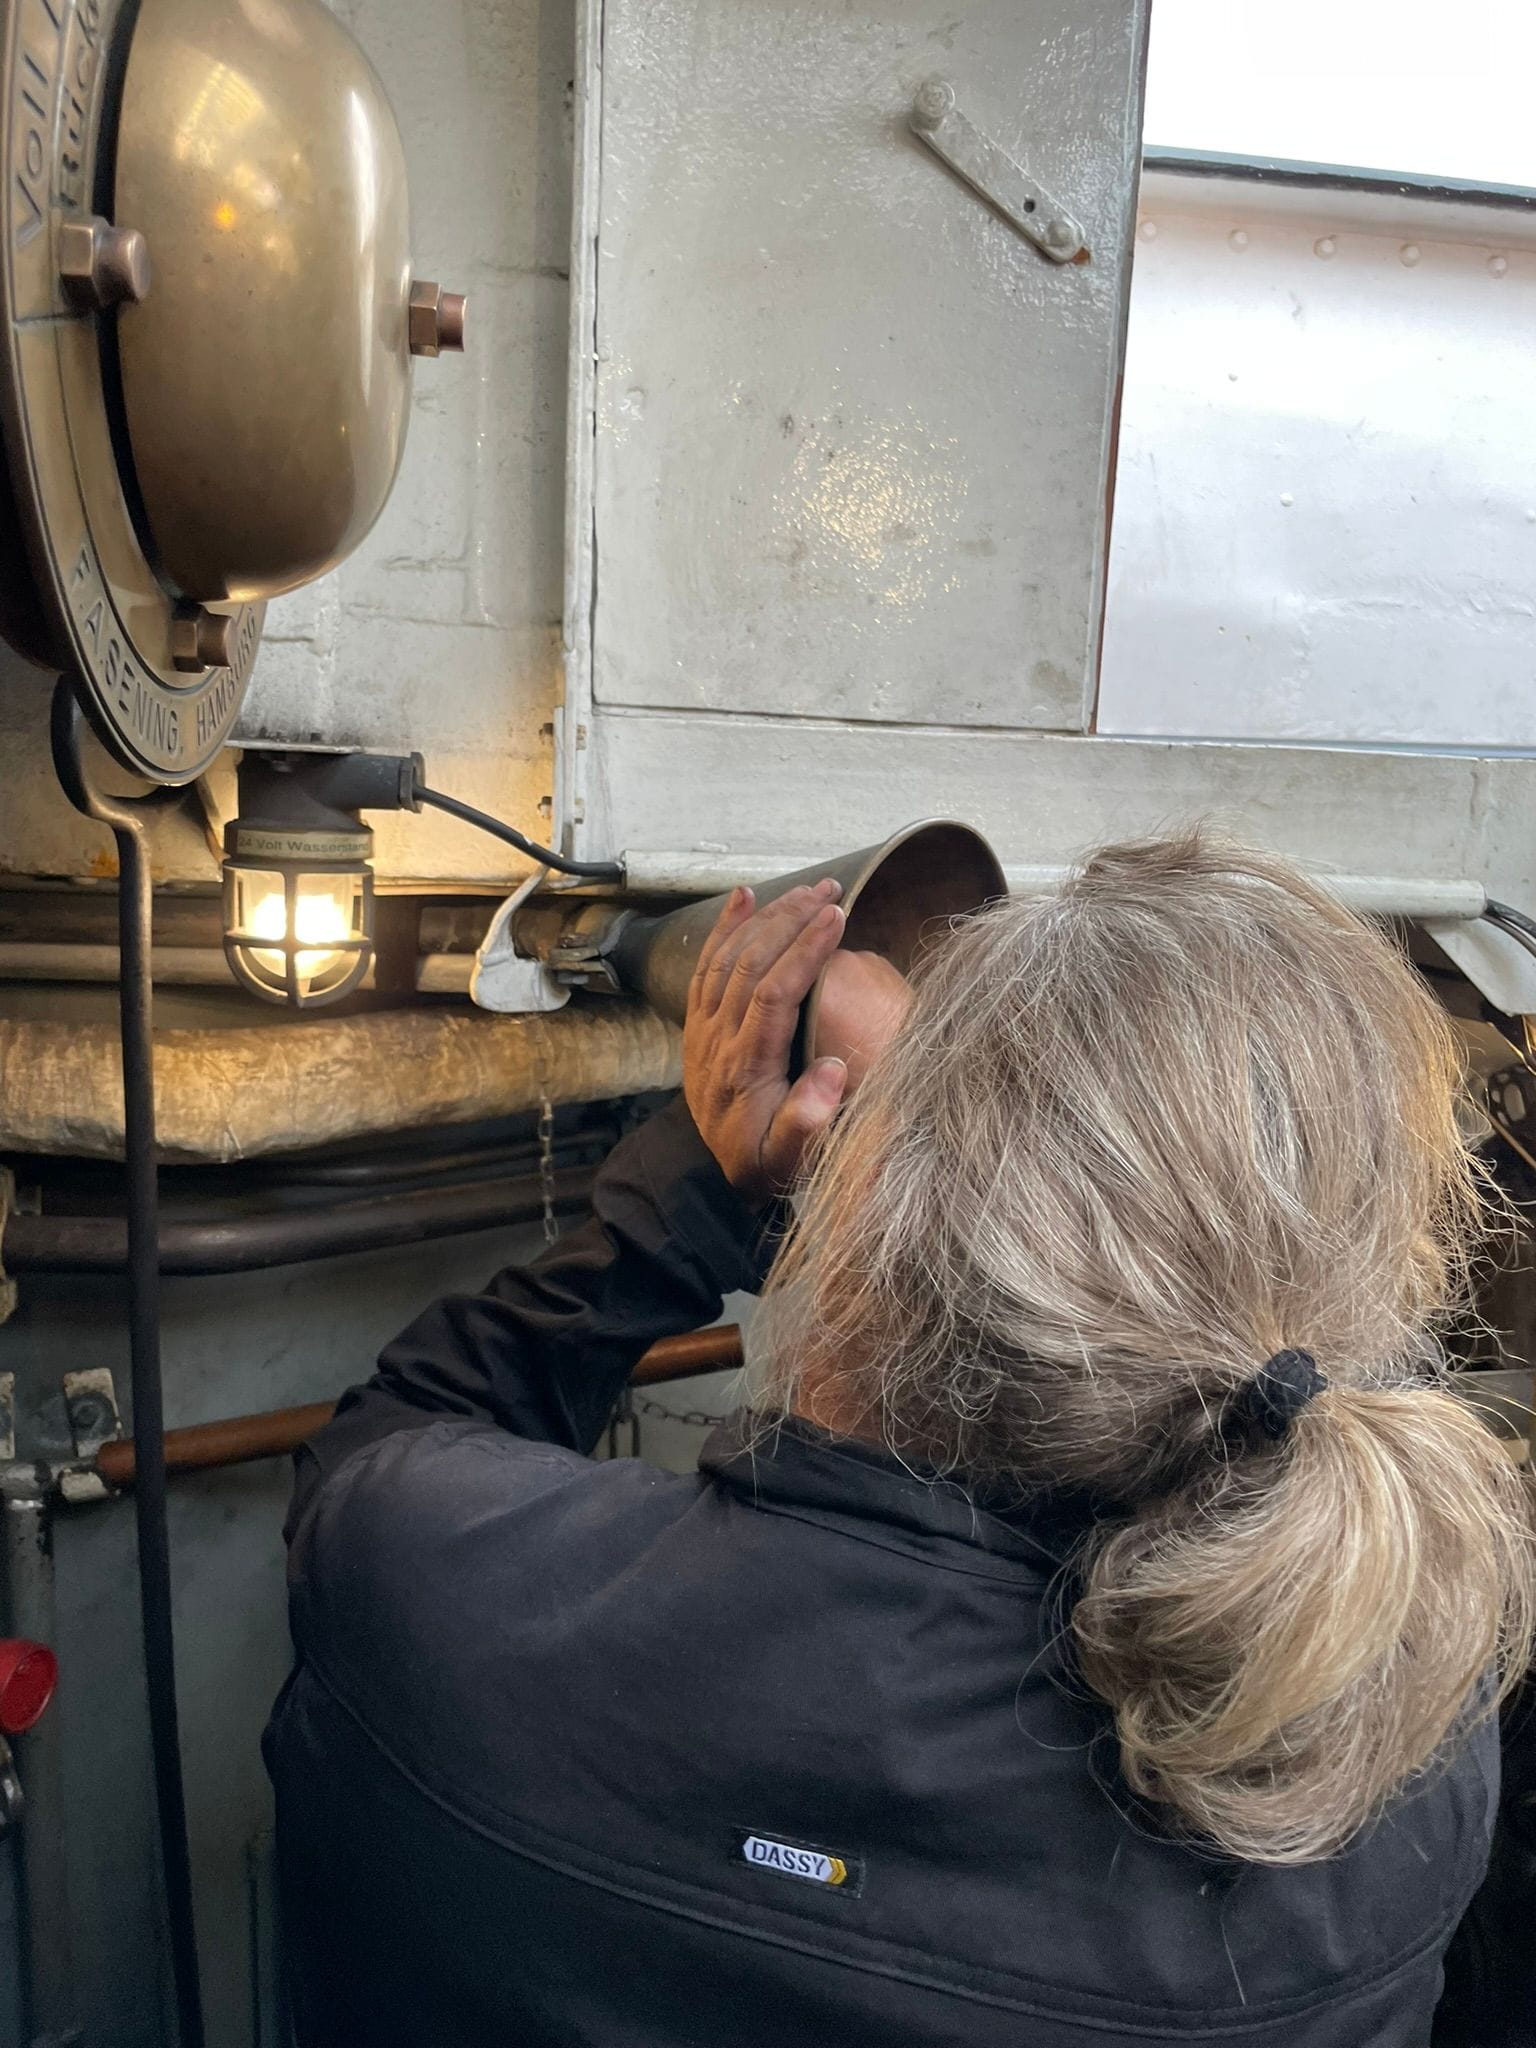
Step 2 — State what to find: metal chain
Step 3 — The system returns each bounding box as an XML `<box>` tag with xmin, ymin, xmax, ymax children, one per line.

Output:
<box><xmin>537</xmin><ymin>1088</ymin><xmax>560</xmax><ymax>1246</ymax></box>
<box><xmin>629</xmin><ymin>1391</ymin><xmax>724</xmax><ymax>1431</ymax></box>
<box><xmin>528</xmin><ymin>1011</ymin><xmax>562</xmax><ymax>1249</ymax></box>
<box><xmin>532</xmin><ymin>1075</ymin><xmax>646</xmax><ymax>1457</ymax></box>
<box><xmin>532</xmin><ymin>1068</ymin><xmax>644</xmax><ymax>1458</ymax></box>
<box><xmin>537</xmin><ymin>1071</ymin><xmax>722</xmax><ymax>1448</ymax></box>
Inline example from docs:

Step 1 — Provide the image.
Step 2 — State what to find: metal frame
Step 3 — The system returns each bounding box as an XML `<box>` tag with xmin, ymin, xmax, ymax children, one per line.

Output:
<box><xmin>1141</xmin><ymin>147</ymin><xmax>1536</xmax><ymax>211</ymax></box>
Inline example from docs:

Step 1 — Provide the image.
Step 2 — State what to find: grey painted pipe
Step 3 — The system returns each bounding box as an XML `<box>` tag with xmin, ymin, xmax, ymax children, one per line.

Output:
<box><xmin>3</xmin><ymin>1165</ymin><xmax>596</xmax><ymax>1277</ymax></box>
<box><xmin>1</xmin><ymin>1473</ymin><xmax>75</xmax><ymax>2046</ymax></box>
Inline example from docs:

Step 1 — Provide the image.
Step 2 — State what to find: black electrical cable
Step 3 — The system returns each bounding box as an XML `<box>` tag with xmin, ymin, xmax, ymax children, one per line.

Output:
<box><xmin>50</xmin><ymin>683</ymin><xmax>206</xmax><ymax>2048</ymax></box>
<box><xmin>1484</xmin><ymin>900</ymin><xmax>1536</xmax><ymax>964</ymax></box>
<box><xmin>415</xmin><ymin>783</ymin><xmax>624</xmax><ymax>882</ymax></box>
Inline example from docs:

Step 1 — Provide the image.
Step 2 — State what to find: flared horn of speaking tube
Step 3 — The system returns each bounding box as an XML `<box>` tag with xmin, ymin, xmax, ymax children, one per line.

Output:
<box><xmin>609</xmin><ymin>820</ymin><xmax>1008</xmax><ymax>1063</ymax></box>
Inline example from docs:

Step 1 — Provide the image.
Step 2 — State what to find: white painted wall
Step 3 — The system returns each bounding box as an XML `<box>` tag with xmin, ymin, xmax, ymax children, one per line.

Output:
<box><xmin>1100</xmin><ymin>170</ymin><xmax>1536</xmax><ymax>747</ymax></box>
<box><xmin>243</xmin><ymin>0</ymin><xmax>575</xmax><ymax>884</ymax></box>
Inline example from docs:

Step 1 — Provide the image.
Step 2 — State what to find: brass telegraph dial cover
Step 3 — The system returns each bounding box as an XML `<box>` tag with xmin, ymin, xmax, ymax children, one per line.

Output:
<box><xmin>1</xmin><ymin>0</ymin><xmax>261</xmax><ymax>780</ymax></box>
<box><xmin>114</xmin><ymin>0</ymin><xmax>415</xmax><ymax>606</ymax></box>
<box><xmin>0</xmin><ymin>0</ymin><xmax>455</xmax><ymax>785</ymax></box>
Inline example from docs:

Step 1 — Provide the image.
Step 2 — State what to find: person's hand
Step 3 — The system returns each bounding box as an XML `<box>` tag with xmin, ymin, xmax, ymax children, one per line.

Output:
<box><xmin>683</xmin><ymin>881</ymin><xmax>850</xmax><ymax>1205</ymax></box>
<box><xmin>813</xmin><ymin>949</ymin><xmax>912</xmax><ymax>1091</ymax></box>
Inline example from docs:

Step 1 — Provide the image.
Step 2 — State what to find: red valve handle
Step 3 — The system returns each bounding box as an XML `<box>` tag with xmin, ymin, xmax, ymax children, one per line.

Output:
<box><xmin>0</xmin><ymin>1639</ymin><xmax>58</xmax><ymax>1735</ymax></box>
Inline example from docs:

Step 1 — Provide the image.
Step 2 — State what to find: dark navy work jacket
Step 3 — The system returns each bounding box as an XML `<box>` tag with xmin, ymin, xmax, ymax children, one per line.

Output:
<box><xmin>266</xmin><ymin>1098</ymin><xmax>1498</xmax><ymax>2047</ymax></box>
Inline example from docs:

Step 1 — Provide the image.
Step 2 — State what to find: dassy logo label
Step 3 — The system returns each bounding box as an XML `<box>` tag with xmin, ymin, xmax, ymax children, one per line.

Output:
<box><xmin>737</xmin><ymin>1832</ymin><xmax>861</xmax><ymax>1892</ymax></box>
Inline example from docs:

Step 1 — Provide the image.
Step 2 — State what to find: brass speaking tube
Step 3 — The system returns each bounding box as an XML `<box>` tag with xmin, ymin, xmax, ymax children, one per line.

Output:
<box><xmin>536</xmin><ymin>820</ymin><xmax>1008</xmax><ymax>1063</ymax></box>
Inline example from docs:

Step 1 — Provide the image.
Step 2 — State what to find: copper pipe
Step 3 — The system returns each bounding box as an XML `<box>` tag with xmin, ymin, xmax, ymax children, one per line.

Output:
<box><xmin>630</xmin><ymin>1323</ymin><xmax>744</xmax><ymax>1384</ymax></box>
<box><xmin>93</xmin><ymin>1323</ymin><xmax>745</xmax><ymax>1486</ymax></box>
<box><xmin>94</xmin><ymin>1402</ymin><xmax>342</xmax><ymax>1484</ymax></box>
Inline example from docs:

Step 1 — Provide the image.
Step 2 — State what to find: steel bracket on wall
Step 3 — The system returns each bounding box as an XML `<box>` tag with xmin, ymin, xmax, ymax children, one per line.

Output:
<box><xmin>910</xmin><ymin>78</ymin><xmax>1087</xmax><ymax>264</ymax></box>
<box><xmin>56</xmin><ymin>1369</ymin><xmax>123</xmax><ymax>1505</ymax></box>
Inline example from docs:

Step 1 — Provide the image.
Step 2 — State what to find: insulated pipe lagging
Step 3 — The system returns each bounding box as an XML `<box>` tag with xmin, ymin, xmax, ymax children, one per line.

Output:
<box><xmin>0</xmin><ymin>1002</ymin><xmax>679</xmax><ymax>1163</ymax></box>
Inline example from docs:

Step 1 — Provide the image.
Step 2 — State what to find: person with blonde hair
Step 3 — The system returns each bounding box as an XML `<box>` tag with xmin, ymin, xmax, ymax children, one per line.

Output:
<box><xmin>269</xmin><ymin>830</ymin><xmax>1532</xmax><ymax>2048</ymax></box>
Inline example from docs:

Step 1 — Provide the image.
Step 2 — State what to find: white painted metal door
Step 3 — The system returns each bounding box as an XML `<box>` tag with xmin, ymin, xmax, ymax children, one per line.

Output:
<box><xmin>580</xmin><ymin>0</ymin><xmax>1150</xmax><ymax>734</ymax></box>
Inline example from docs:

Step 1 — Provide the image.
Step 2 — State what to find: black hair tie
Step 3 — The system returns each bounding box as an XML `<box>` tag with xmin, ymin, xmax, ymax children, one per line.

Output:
<box><xmin>1225</xmin><ymin>1349</ymin><xmax>1328</xmax><ymax>1443</ymax></box>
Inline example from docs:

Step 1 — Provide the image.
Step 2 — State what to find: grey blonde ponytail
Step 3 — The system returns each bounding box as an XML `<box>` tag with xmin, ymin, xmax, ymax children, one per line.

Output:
<box><xmin>756</xmin><ymin>831</ymin><xmax>1535</xmax><ymax>1865</ymax></box>
<box><xmin>1074</xmin><ymin>1380</ymin><xmax>1532</xmax><ymax>1862</ymax></box>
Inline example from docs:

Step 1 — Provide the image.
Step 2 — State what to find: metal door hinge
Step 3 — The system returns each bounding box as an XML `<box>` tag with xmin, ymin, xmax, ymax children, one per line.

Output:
<box><xmin>910</xmin><ymin>79</ymin><xmax>1086</xmax><ymax>265</ymax></box>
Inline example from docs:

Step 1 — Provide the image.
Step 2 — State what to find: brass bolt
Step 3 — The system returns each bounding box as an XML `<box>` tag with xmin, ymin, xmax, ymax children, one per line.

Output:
<box><xmin>437</xmin><ymin>291</ymin><xmax>467</xmax><ymax>351</ymax></box>
<box><xmin>170</xmin><ymin>607</ymin><xmax>234</xmax><ymax>673</ymax></box>
<box><xmin>408</xmin><ymin>279</ymin><xmax>467</xmax><ymax>357</ymax></box>
<box><xmin>59</xmin><ymin>217</ymin><xmax>151</xmax><ymax>311</ymax></box>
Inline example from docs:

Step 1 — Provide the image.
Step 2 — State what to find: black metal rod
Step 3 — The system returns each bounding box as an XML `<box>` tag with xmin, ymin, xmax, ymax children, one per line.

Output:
<box><xmin>1484</xmin><ymin>901</ymin><xmax>1536</xmax><ymax>964</ymax></box>
<box><xmin>247</xmin><ymin>1130</ymin><xmax>604</xmax><ymax>1190</ymax></box>
<box><xmin>4</xmin><ymin>1165</ymin><xmax>596</xmax><ymax>1277</ymax></box>
<box><xmin>251</xmin><ymin>1142</ymin><xmax>551</xmax><ymax>1189</ymax></box>
<box><xmin>50</xmin><ymin>682</ymin><xmax>206</xmax><ymax>2048</ymax></box>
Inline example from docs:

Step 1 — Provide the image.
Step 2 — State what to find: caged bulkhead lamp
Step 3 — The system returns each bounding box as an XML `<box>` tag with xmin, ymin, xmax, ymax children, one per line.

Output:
<box><xmin>222</xmin><ymin>751</ymin><xmax>420</xmax><ymax>1006</ymax></box>
<box><xmin>222</xmin><ymin>748</ymin><xmax>624</xmax><ymax>1007</ymax></box>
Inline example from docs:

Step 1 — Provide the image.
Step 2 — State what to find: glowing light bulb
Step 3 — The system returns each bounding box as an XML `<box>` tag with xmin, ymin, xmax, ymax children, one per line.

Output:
<box><xmin>248</xmin><ymin>886</ymin><xmax>350</xmax><ymax>980</ymax></box>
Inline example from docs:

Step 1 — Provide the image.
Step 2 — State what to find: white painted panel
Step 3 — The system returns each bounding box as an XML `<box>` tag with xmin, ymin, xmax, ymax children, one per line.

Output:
<box><xmin>590</xmin><ymin>707</ymin><xmax>1536</xmax><ymax>1010</ymax></box>
<box><xmin>585</xmin><ymin>0</ymin><xmax>1148</xmax><ymax>732</ymax></box>
<box><xmin>1100</xmin><ymin>172</ymin><xmax>1536</xmax><ymax>747</ymax></box>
